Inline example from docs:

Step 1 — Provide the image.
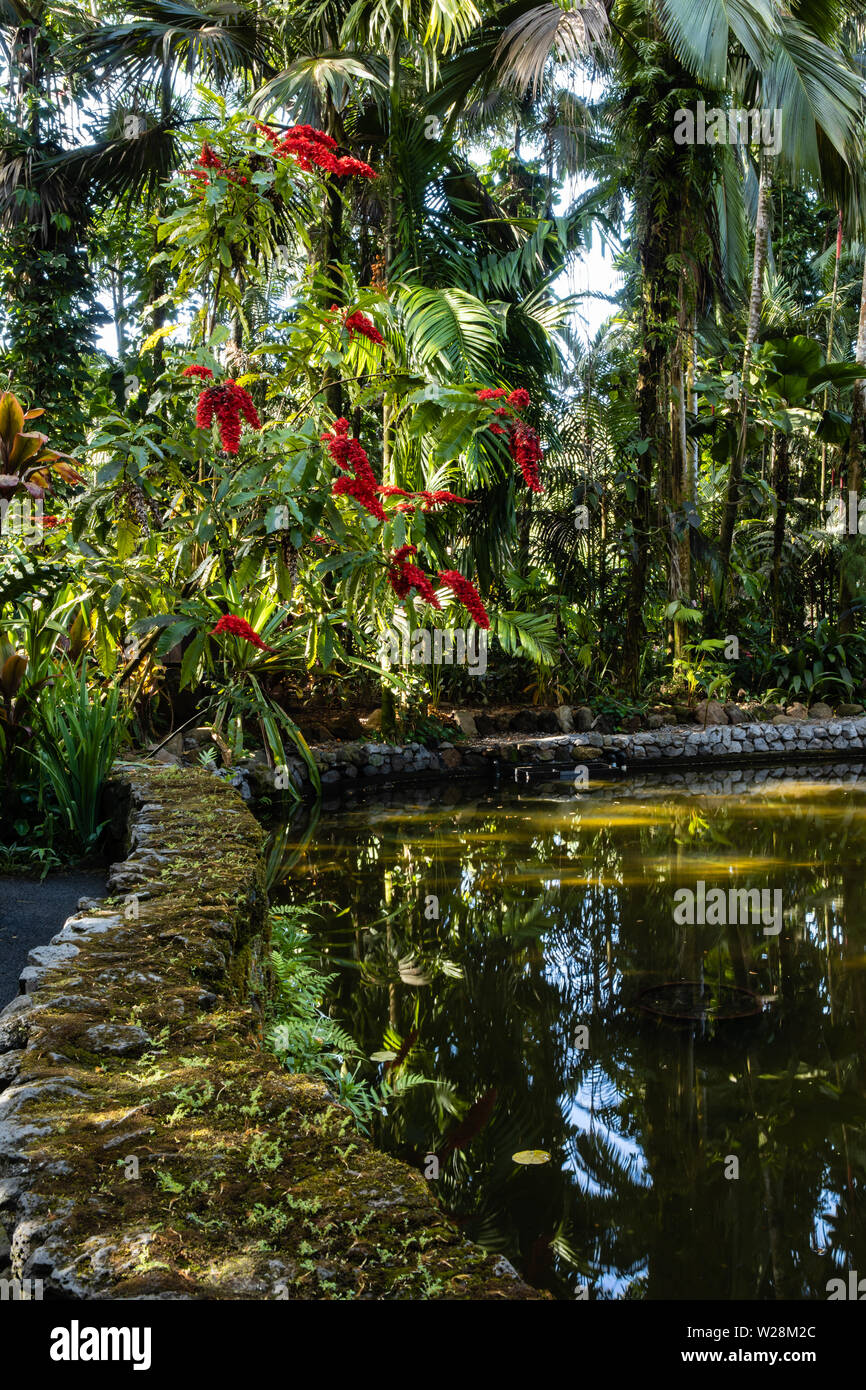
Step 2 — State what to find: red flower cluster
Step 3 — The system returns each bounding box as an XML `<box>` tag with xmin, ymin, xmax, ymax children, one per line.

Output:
<box><xmin>437</xmin><ymin>569</ymin><xmax>490</xmax><ymax>629</ymax></box>
<box><xmin>387</xmin><ymin>545</ymin><xmax>441</xmax><ymax>608</ymax></box>
<box><xmin>182</xmin><ymin>364</ymin><xmax>214</xmax><ymax>380</ymax></box>
<box><xmin>323</xmin><ymin>418</ymin><xmax>386</xmax><ymax>521</ymax></box>
<box><xmin>510</xmin><ymin>420</ymin><xmax>543</xmax><ymax>493</ymax></box>
<box><xmin>477</xmin><ymin>384</ymin><xmax>544</xmax><ymax>492</ymax></box>
<box><xmin>375</xmin><ymin>485</ymin><xmax>472</xmax><ymax>511</ymax></box>
<box><xmin>257</xmin><ymin>123</ymin><xmax>376</xmax><ymax>179</ymax></box>
<box><xmin>336</xmin><ymin>307</ymin><xmax>385</xmax><ymax>347</ymax></box>
<box><xmin>195</xmin><ymin>379</ymin><xmax>262</xmax><ymax>454</ymax></box>
<box><xmin>415</xmin><ymin>490</ymin><xmax>473</xmax><ymax>510</ymax></box>
<box><xmin>210</xmin><ymin>614</ymin><xmax>274</xmax><ymax>651</ymax></box>
<box><xmin>185</xmin><ymin>143</ymin><xmax>247</xmax><ymax>186</ymax></box>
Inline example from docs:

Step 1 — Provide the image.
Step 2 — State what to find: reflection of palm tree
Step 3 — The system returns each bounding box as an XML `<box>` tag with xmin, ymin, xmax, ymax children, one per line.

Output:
<box><xmin>276</xmin><ymin>772</ymin><xmax>866</xmax><ymax>1297</ymax></box>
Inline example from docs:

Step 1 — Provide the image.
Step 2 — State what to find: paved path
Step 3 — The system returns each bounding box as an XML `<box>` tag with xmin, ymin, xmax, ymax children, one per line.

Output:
<box><xmin>0</xmin><ymin>874</ymin><xmax>106</xmax><ymax>1006</ymax></box>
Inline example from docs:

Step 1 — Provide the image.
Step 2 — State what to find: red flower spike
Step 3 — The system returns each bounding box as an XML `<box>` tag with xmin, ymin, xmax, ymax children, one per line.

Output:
<box><xmin>509</xmin><ymin>420</ymin><xmax>544</xmax><ymax>493</ymax></box>
<box><xmin>210</xmin><ymin>614</ymin><xmax>274</xmax><ymax>651</ymax></box>
<box><xmin>324</xmin><ymin>419</ymin><xmax>385</xmax><ymax>520</ymax></box>
<box><xmin>187</xmin><ymin>143</ymin><xmax>247</xmax><ymax>188</ymax></box>
<box><xmin>266</xmin><ymin>125</ymin><xmax>376</xmax><ymax>179</ymax></box>
<box><xmin>507</xmin><ymin>388</ymin><xmax>531</xmax><ymax>411</ymax></box>
<box><xmin>182</xmin><ymin>365</ymin><xmax>214</xmax><ymax>380</ymax></box>
<box><xmin>342</xmin><ymin>310</ymin><xmax>385</xmax><ymax>347</ymax></box>
<box><xmin>437</xmin><ymin>570</ymin><xmax>490</xmax><ymax>629</ymax></box>
<box><xmin>476</xmin><ymin>387</ymin><xmax>506</xmax><ymax>401</ymax></box>
<box><xmin>418</xmin><ymin>490</ymin><xmax>473</xmax><ymax>509</ymax></box>
<box><xmin>193</xmin><ymin>379</ymin><xmax>262</xmax><ymax>454</ymax></box>
<box><xmin>387</xmin><ymin>547</ymin><xmax>442</xmax><ymax>608</ymax></box>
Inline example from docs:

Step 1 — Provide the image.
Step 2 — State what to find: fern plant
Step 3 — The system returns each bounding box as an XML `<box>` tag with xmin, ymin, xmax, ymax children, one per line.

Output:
<box><xmin>267</xmin><ymin>905</ymin><xmax>431</xmax><ymax>1134</ymax></box>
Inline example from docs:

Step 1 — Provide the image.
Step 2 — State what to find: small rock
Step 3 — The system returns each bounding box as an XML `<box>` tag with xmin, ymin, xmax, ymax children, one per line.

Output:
<box><xmin>837</xmin><ymin>703</ymin><xmax>865</xmax><ymax>717</ymax></box>
<box><xmin>693</xmin><ymin>700</ymin><xmax>728</xmax><ymax>726</ymax></box>
<box><xmin>785</xmin><ymin>703</ymin><xmax>808</xmax><ymax>721</ymax></box>
<box><xmin>809</xmin><ymin>702</ymin><xmax>834</xmax><ymax>720</ymax></box>
<box><xmin>574</xmin><ymin>706</ymin><xmax>594</xmax><ymax>732</ymax></box>
<box><xmin>149</xmin><ymin>732</ymin><xmax>184</xmax><ymax>757</ymax></box>
<box><xmin>554</xmin><ymin>705</ymin><xmax>574</xmax><ymax>733</ymax></box>
<box><xmin>81</xmin><ymin>1025</ymin><xmax>152</xmax><ymax>1057</ymax></box>
<box><xmin>452</xmin><ymin>711</ymin><xmax>478</xmax><ymax>737</ymax></box>
<box><xmin>646</xmin><ymin>714</ymin><xmax>665</xmax><ymax>729</ymax></box>
<box><xmin>183</xmin><ymin>726</ymin><xmax>215</xmax><ymax>749</ymax></box>
<box><xmin>723</xmin><ymin>704</ymin><xmax>747</xmax><ymax>725</ymax></box>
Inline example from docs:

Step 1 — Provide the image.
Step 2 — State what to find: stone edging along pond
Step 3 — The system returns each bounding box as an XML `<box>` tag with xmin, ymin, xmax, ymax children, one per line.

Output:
<box><xmin>0</xmin><ymin>763</ymin><xmax>541</xmax><ymax>1300</ymax></box>
<box><xmin>235</xmin><ymin>715</ymin><xmax>866</xmax><ymax>801</ymax></box>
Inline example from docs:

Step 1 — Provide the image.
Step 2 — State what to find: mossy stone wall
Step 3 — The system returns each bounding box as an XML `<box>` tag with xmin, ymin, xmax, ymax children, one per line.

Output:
<box><xmin>0</xmin><ymin>763</ymin><xmax>542</xmax><ymax>1300</ymax></box>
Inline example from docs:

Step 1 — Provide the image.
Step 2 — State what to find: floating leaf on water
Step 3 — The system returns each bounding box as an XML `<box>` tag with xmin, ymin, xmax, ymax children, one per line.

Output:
<box><xmin>512</xmin><ymin>1149</ymin><xmax>550</xmax><ymax>1165</ymax></box>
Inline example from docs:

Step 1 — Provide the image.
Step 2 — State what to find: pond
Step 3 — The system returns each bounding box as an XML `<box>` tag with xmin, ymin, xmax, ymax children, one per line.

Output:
<box><xmin>273</xmin><ymin>763</ymin><xmax>866</xmax><ymax>1300</ymax></box>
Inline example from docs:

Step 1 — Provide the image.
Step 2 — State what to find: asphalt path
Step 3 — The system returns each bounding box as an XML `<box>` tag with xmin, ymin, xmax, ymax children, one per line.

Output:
<box><xmin>0</xmin><ymin>873</ymin><xmax>106</xmax><ymax>1006</ymax></box>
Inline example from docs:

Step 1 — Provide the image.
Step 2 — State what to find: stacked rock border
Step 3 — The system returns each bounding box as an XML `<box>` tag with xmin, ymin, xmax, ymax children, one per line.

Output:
<box><xmin>0</xmin><ymin>763</ymin><xmax>540</xmax><ymax>1301</ymax></box>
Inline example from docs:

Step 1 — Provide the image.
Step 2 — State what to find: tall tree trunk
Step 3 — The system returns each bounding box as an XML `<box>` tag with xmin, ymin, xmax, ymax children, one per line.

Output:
<box><xmin>670</xmin><ymin>277</ymin><xmax>693</xmax><ymax>657</ymax></box>
<box><xmin>622</xmin><ymin>188</ymin><xmax>672</xmax><ymax>691</ymax></box>
<box><xmin>819</xmin><ymin>211</ymin><xmax>842</xmax><ymax>505</ymax></box>
<box><xmin>770</xmin><ymin>429</ymin><xmax>790</xmax><ymax>646</ymax></box>
<box><xmin>718</xmin><ymin>154</ymin><xmax>773</xmax><ymax>611</ymax></box>
<box><xmin>839</xmin><ymin>247</ymin><xmax>866</xmax><ymax>632</ymax></box>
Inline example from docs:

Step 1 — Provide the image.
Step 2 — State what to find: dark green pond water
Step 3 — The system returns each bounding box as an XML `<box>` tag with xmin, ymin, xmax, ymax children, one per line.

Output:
<box><xmin>274</xmin><ymin>764</ymin><xmax>866</xmax><ymax>1300</ymax></box>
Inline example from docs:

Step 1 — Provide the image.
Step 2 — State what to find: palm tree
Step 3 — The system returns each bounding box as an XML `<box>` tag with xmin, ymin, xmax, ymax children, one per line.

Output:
<box><xmin>445</xmin><ymin>1</ymin><xmax>862</xmax><ymax>685</ymax></box>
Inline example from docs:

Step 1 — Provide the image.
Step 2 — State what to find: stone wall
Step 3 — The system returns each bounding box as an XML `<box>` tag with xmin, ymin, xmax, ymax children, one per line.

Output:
<box><xmin>236</xmin><ymin>717</ymin><xmax>866</xmax><ymax>801</ymax></box>
<box><xmin>0</xmin><ymin>762</ymin><xmax>541</xmax><ymax>1300</ymax></box>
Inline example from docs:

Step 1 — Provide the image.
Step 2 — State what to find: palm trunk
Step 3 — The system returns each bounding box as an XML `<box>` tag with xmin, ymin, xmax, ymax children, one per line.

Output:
<box><xmin>820</xmin><ymin>211</ymin><xmax>842</xmax><ymax>504</ymax></box>
<box><xmin>770</xmin><ymin>429</ymin><xmax>790</xmax><ymax>645</ymax></box>
<box><xmin>839</xmin><ymin>246</ymin><xmax>866</xmax><ymax>632</ymax></box>
<box><xmin>622</xmin><ymin>186</ymin><xmax>671</xmax><ymax>690</ymax></box>
<box><xmin>718</xmin><ymin>153</ymin><xmax>773</xmax><ymax>610</ymax></box>
<box><xmin>671</xmin><ymin>280</ymin><xmax>693</xmax><ymax>657</ymax></box>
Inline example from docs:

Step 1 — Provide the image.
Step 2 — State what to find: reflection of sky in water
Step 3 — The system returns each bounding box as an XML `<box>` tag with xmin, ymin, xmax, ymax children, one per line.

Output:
<box><xmin>566</xmin><ymin>1071</ymin><xmax>649</xmax><ymax>1299</ymax></box>
<box><xmin>277</xmin><ymin>766</ymin><xmax>866</xmax><ymax>1299</ymax></box>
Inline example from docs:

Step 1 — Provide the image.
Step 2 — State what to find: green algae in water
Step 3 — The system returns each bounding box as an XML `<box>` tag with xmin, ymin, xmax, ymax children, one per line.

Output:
<box><xmin>273</xmin><ymin>765</ymin><xmax>866</xmax><ymax>1300</ymax></box>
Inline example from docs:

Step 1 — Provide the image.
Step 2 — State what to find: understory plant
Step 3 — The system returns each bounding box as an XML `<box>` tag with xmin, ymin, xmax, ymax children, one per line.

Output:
<box><xmin>34</xmin><ymin>661</ymin><xmax>129</xmax><ymax>852</ymax></box>
<box><xmin>267</xmin><ymin>905</ymin><xmax>430</xmax><ymax>1134</ymax></box>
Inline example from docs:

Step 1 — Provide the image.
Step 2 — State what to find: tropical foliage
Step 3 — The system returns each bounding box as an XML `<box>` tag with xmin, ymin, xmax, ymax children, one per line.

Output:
<box><xmin>1</xmin><ymin>0</ymin><xmax>866</xmax><ymax>834</ymax></box>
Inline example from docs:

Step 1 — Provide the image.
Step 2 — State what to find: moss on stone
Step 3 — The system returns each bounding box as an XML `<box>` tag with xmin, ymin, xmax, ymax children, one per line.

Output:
<box><xmin>0</xmin><ymin>762</ymin><xmax>545</xmax><ymax>1301</ymax></box>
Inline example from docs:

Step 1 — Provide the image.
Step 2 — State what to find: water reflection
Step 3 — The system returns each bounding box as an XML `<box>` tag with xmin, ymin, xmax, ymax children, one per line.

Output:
<box><xmin>273</xmin><ymin>762</ymin><xmax>866</xmax><ymax>1299</ymax></box>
